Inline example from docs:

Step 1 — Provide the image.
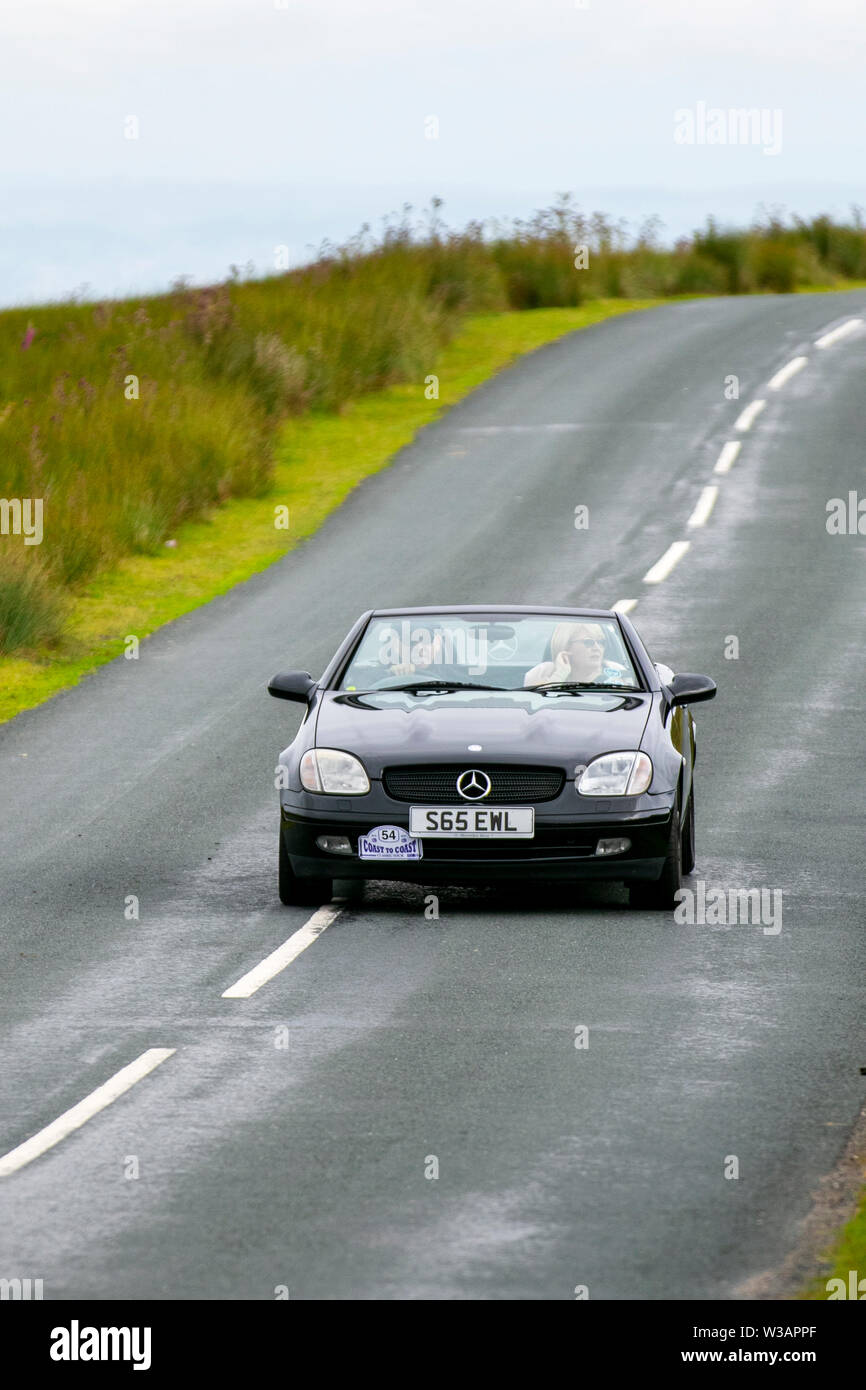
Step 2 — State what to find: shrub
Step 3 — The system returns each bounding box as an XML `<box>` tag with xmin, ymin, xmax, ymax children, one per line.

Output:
<box><xmin>0</xmin><ymin>551</ymin><xmax>64</xmax><ymax>654</ymax></box>
<box><xmin>693</xmin><ymin>221</ymin><xmax>749</xmax><ymax>294</ymax></box>
<box><xmin>667</xmin><ymin>253</ymin><xmax>730</xmax><ymax>295</ymax></box>
<box><xmin>751</xmin><ymin>238</ymin><xmax>798</xmax><ymax>293</ymax></box>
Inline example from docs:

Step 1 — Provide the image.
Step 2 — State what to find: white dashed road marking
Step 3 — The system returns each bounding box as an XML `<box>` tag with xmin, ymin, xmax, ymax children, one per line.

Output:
<box><xmin>734</xmin><ymin>400</ymin><xmax>766</xmax><ymax>432</ymax></box>
<box><xmin>0</xmin><ymin>1049</ymin><xmax>176</xmax><ymax>1177</ymax></box>
<box><xmin>643</xmin><ymin>541</ymin><xmax>690</xmax><ymax>585</ymax></box>
<box><xmin>612</xmin><ymin>598</ymin><xmax>638</xmax><ymax>615</ymax></box>
<box><xmin>222</xmin><ymin>902</ymin><xmax>344</xmax><ymax>999</ymax></box>
<box><xmin>815</xmin><ymin>318</ymin><xmax>863</xmax><ymax>349</ymax></box>
<box><xmin>687</xmin><ymin>485</ymin><xmax>719</xmax><ymax>529</ymax></box>
<box><xmin>714</xmin><ymin>440</ymin><xmax>742</xmax><ymax>474</ymax></box>
<box><xmin>768</xmin><ymin>356</ymin><xmax>808</xmax><ymax>391</ymax></box>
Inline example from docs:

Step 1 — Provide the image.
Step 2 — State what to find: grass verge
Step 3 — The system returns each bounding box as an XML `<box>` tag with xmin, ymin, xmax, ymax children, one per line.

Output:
<box><xmin>0</xmin><ymin>298</ymin><xmax>659</xmax><ymax>724</ymax></box>
<box><xmin>800</xmin><ymin>1182</ymin><xmax>866</xmax><ymax>1300</ymax></box>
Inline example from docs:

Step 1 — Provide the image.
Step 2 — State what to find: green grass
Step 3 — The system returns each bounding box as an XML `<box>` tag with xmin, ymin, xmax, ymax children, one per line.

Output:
<box><xmin>796</xmin><ymin>278</ymin><xmax>866</xmax><ymax>293</ymax></box>
<box><xmin>0</xmin><ymin>299</ymin><xmax>657</xmax><ymax>723</ymax></box>
<box><xmin>800</xmin><ymin>1183</ymin><xmax>866</xmax><ymax>1300</ymax></box>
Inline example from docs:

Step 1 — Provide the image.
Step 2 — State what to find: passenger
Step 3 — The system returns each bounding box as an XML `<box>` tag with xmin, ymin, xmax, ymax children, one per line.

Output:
<box><xmin>524</xmin><ymin>622</ymin><xmax>610</xmax><ymax>686</ymax></box>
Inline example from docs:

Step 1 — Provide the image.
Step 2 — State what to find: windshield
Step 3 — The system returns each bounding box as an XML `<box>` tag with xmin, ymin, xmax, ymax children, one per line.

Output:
<box><xmin>338</xmin><ymin>614</ymin><xmax>642</xmax><ymax>692</ymax></box>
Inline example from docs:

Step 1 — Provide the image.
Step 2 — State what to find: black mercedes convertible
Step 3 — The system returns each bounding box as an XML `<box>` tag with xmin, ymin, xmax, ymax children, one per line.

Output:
<box><xmin>268</xmin><ymin>606</ymin><xmax>716</xmax><ymax>908</ymax></box>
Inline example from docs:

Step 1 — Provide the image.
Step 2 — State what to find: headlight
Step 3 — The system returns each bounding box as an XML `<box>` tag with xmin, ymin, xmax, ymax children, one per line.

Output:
<box><xmin>300</xmin><ymin>748</ymin><xmax>370</xmax><ymax>794</ymax></box>
<box><xmin>577</xmin><ymin>751</ymin><xmax>652</xmax><ymax>796</ymax></box>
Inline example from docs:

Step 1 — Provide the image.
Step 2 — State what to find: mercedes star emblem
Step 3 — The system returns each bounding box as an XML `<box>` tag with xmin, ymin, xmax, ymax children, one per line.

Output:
<box><xmin>456</xmin><ymin>768</ymin><xmax>492</xmax><ymax>800</ymax></box>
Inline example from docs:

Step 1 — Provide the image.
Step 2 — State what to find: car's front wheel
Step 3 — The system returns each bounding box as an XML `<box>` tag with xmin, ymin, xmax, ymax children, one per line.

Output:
<box><xmin>629</xmin><ymin>796</ymin><xmax>684</xmax><ymax>910</ymax></box>
<box><xmin>279</xmin><ymin>829</ymin><xmax>332</xmax><ymax>906</ymax></box>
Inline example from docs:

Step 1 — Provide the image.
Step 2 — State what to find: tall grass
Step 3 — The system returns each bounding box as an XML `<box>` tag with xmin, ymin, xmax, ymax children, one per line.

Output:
<box><xmin>1</xmin><ymin>197</ymin><xmax>864</xmax><ymax>655</ymax></box>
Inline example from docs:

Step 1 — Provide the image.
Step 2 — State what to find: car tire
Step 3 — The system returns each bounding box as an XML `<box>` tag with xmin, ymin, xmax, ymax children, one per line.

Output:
<box><xmin>629</xmin><ymin>797</ymin><xmax>683</xmax><ymax>910</ymax></box>
<box><xmin>279</xmin><ymin>829</ymin><xmax>332</xmax><ymax>907</ymax></box>
<box><xmin>681</xmin><ymin>784</ymin><xmax>696</xmax><ymax>875</ymax></box>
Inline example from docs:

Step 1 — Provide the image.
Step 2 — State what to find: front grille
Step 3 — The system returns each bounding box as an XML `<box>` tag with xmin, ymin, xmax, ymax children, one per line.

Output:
<box><xmin>382</xmin><ymin>763</ymin><xmax>566</xmax><ymax>804</ymax></box>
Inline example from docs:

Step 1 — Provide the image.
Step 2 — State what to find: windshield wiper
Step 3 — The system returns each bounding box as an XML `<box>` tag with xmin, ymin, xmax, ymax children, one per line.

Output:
<box><xmin>374</xmin><ymin>680</ymin><xmax>505</xmax><ymax>693</ymax></box>
<box><xmin>522</xmin><ymin>681</ymin><xmax>641</xmax><ymax>693</ymax></box>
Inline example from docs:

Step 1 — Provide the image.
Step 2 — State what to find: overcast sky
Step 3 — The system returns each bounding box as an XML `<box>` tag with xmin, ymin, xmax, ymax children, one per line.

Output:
<box><xmin>2</xmin><ymin>0</ymin><xmax>865</xmax><ymax>304</ymax></box>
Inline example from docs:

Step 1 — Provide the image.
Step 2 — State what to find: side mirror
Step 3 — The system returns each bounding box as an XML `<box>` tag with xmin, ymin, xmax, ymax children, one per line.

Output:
<box><xmin>268</xmin><ymin>671</ymin><xmax>317</xmax><ymax>703</ymax></box>
<box><xmin>668</xmin><ymin>673</ymin><xmax>716</xmax><ymax>707</ymax></box>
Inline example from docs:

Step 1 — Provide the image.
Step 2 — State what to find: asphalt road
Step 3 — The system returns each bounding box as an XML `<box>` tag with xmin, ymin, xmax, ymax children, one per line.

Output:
<box><xmin>1</xmin><ymin>291</ymin><xmax>864</xmax><ymax>1300</ymax></box>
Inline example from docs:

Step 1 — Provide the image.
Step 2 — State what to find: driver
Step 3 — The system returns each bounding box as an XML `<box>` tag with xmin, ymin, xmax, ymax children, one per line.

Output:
<box><xmin>523</xmin><ymin>622</ymin><xmax>625</xmax><ymax>687</ymax></box>
<box><xmin>387</xmin><ymin>630</ymin><xmax>469</xmax><ymax>682</ymax></box>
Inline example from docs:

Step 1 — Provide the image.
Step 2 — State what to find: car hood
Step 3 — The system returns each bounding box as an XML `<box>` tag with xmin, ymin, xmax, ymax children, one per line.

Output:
<box><xmin>315</xmin><ymin>690</ymin><xmax>652</xmax><ymax>776</ymax></box>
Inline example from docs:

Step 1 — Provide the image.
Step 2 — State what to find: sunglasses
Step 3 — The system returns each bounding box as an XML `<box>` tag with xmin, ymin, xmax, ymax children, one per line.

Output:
<box><xmin>569</xmin><ymin>637</ymin><xmax>604</xmax><ymax>649</ymax></box>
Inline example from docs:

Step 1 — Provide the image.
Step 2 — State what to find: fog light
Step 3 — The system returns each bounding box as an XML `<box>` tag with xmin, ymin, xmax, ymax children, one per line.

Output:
<box><xmin>316</xmin><ymin>835</ymin><xmax>353</xmax><ymax>855</ymax></box>
<box><xmin>595</xmin><ymin>837</ymin><xmax>631</xmax><ymax>857</ymax></box>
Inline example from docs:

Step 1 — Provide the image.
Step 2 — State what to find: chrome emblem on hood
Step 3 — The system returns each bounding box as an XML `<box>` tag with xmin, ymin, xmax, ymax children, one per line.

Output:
<box><xmin>456</xmin><ymin>768</ymin><xmax>492</xmax><ymax>800</ymax></box>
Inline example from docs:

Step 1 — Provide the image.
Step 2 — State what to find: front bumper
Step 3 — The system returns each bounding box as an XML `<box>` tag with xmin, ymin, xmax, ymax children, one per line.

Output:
<box><xmin>280</xmin><ymin>796</ymin><xmax>675</xmax><ymax>884</ymax></box>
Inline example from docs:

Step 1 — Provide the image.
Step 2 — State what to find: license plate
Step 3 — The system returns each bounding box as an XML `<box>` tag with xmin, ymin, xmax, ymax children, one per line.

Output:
<box><xmin>358</xmin><ymin>825</ymin><xmax>423</xmax><ymax>860</ymax></box>
<box><xmin>409</xmin><ymin>806</ymin><xmax>535</xmax><ymax>838</ymax></box>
